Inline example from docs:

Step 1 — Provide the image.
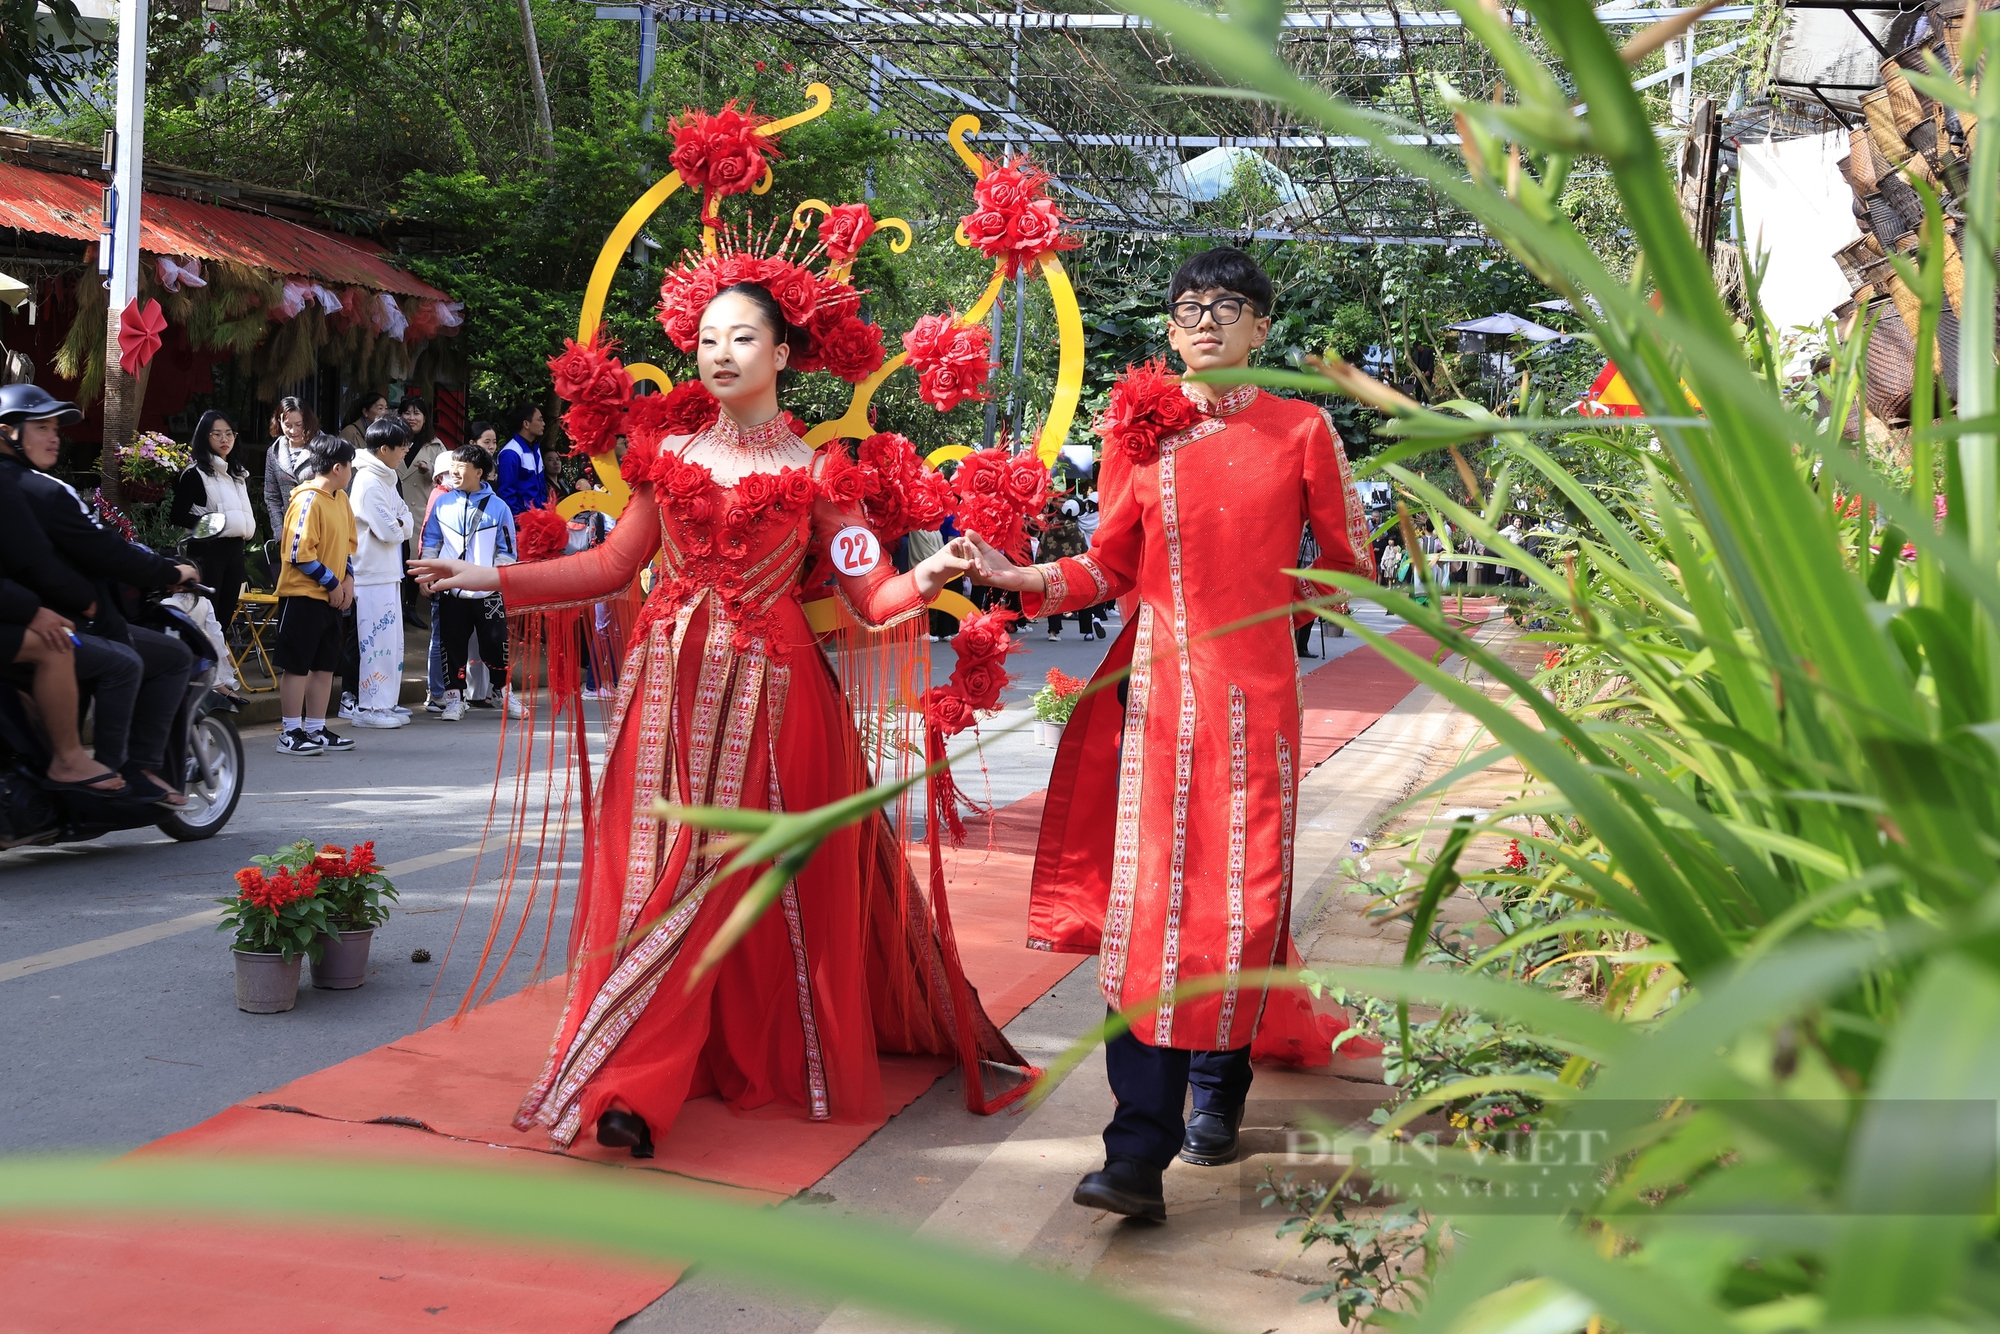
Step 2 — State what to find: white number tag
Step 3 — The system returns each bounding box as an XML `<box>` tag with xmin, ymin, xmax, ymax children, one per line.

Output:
<box><xmin>830</xmin><ymin>525</ymin><xmax>881</xmax><ymax>576</ymax></box>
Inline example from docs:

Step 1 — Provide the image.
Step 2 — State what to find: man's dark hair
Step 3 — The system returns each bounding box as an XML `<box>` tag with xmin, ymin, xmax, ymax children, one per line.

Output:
<box><xmin>1167</xmin><ymin>247</ymin><xmax>1274</xmax><ymax>315</ymax></box>
<box><xmin>364</xmin><ymin>417</ymin><xmax>410</xmax><ymax>453</ymax></box>
<box><xmin>300</xmin><ymin>435</ymin><xmax>354</xmax><ymax>479</ymax></box>
<box><xmin>454</xmin><ymin>442</ymin><xmax>495</xmax><ymax>480</ymax></box>
<box><xmin>503</xmin><ymin>403</ymin><xmax>541</xmax><ymax>439</ymax></box>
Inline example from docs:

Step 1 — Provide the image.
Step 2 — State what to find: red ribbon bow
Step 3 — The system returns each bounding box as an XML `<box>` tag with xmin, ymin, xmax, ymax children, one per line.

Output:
<box><xmin>116</xmin><ymin>298</ymin><xmax>166</xmax><ymax>377</ymax></box>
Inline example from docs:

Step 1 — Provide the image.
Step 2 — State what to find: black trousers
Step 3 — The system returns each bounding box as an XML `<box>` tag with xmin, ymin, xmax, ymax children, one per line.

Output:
<box><xmin>337</xmin><ymin>603</ymin><xmax>360</xmax><ymax>697</ymax></box>
<box><xmin>1102</xmin><ymin>1022</ymin><xmax>1254</xmax><ymax>1170</ymax></box>
<box><xmin>439</xmin><ymin>594</ymin><xmax>507</xmax><ymax>688</ymax></box>
<box><xmin>88</xmin><ymin>625</ymin><xmax>192</xmax><ymax>772</ymax></box>
<box><xmin>187</xmin><ymin>536</ymin><xmax>245</xmax><ymax>636</ymax></box>
<box><xmin>68</xmin><ymin>632</ymin><xmax>142</xmax><ymax>765</ymax></box>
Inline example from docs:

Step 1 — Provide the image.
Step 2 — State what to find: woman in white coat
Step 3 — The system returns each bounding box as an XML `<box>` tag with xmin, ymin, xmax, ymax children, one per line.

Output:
<box><xmin>170</xmin><ymin>410</ymin><xmax>256</xmax><ymax>701</ymax></box>
<box><xmin>348</xmin><ymin>417</ymin><xmax>416</xmax><ymax>728</ymax></box>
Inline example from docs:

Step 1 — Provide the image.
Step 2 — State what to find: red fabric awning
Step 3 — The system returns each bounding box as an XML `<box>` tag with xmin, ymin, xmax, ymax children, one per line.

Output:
<box><xmin>0</xmin><ymin>161</ymin><xmax>449</xmax><ymax>300</ymax></box>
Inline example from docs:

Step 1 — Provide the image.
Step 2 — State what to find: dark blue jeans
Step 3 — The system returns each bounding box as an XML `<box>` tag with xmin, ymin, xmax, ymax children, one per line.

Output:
<box><xmin>1102</xmin><ymin>1019</ymin><xmax>1254</xmax><ymax>1170</ymax></box>
<box><xmin>76</xmin><ymin>628</ymin><xmax>186</xmax><ymax>771</ymax></box>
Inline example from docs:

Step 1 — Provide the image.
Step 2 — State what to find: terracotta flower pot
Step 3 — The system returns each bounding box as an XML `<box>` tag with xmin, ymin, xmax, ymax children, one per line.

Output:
<box><xmin>233</xmin><ymin>949</ymin><xmax>302</xmax><ymax>1013</ymax></box>
<box><xmin>310</xmin><ymin>928</ymin><xmax>374</xmax><ymax>990</ymax></box>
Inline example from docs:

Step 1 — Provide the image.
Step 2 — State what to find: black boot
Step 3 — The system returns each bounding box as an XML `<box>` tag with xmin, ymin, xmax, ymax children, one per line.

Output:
<box><xmin>595</xmin><ymin>1109</ymin><xmax>655</xmax><ymax>1160</ymax></box>
<box><xmin>1179</xmin><ymin>1106</ymin><xmax>1243</xmax><ymax>1166</ymax></box>
<box><xmin>1073</xmin><ymin>1156</ymin><xmax>1166</xmax><ymax>1220</ymax></box>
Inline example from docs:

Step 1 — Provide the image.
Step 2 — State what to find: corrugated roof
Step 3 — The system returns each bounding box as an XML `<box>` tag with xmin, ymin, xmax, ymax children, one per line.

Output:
<box><xmin>0</xmin><ymin>161</ymin><xmax>449</xmax><ymax>301</ymax></box>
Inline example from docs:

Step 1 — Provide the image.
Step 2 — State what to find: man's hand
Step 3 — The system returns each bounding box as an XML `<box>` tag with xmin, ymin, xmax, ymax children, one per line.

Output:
<box><xmin>26</xmin><ymin>607</ymin><xmax>73</xmax><ymax>652</ymax></box>
<box><xmin>330</xmin><ymin>577</ymin><xmax>355</xmax><ymax>611</ymax></box>
<box><xmin>958</xmin><ymin>532</ymin><xmax>1046</xmax><ymax>594</ymax></box>
<box><xmin>172</xmin><ymin>563</ymin><xmax>200</xmax><ymax>587</ymax></box>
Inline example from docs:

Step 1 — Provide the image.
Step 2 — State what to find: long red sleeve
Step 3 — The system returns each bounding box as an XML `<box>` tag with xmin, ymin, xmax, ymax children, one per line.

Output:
<box><xmin>810</xmin><ymin>461</ymin><xmax>929</xmax><ymax>631</ymax></box>
<box><xmin>1023</xmin><ymin>447</ymin><xmax>1138</xmax><ymax>619</ymax></box>
<box><xmin>1301</xmin><ymin>408</ymin><xmax>1375</xmax><ymax>588</ymax></box>
<box><xmin>499</xmin><ymin>487</ymin><xmax>663</xmax><ymax>612</ymax></box>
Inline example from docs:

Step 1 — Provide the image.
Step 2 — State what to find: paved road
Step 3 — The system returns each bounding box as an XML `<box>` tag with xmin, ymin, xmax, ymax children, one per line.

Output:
<box><xmin>0</xmin><ymin>618</ymin><xmax>1144</xmax><ymax>1153</ymax></box>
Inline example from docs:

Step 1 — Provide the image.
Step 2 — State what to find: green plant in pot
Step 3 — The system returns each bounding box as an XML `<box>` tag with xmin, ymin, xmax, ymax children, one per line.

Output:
<box><xmin>215</xmin><ymin>860</ymin><xmax>330</xmax><ymax>1014</ymax></box>
<box><xmin>1029</xmin><ymin>668</ymin><xmax>1085</xmax><ymax>744</ymax></box>
<box><xmin>249</xmin><ymin>840</ymin><xmax>400</xmax><ymax>991</ymax></box>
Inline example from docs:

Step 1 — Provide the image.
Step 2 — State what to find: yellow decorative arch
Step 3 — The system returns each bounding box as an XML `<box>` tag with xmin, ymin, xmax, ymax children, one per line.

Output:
<box><xmin>555</xmin><ymin>85</ymin><xmax>1088</xmax><ymax>616</ymax></box>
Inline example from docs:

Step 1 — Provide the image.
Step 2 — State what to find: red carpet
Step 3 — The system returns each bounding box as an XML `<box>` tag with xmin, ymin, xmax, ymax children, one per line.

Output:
<box><xmin>2</xmin><ymin>613</ymin><xmax>1471</xmax><ymax>1332</ymax></box>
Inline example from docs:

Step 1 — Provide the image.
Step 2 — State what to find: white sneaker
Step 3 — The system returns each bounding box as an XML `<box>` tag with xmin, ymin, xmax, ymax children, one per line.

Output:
<box><xmin>504</xmin><ymin>689</ymin><xmax>526</xmax><ymax>719</ymax></box>
<box><xmin>338</xmin><ymin>692</ymin><xmax>359</xmax><ymax>720</ymax></box>
<box><xmin>440</xmin><ymin>689</ymin><xmax>465</xmax><ymax>722</ymax></box>
<box><xmin>390</xmin><ymin>704</ymin><xmax>412</xmax><ymax>717</ymax></box>
<box><xmin>350</xmin><ymin>708</ymin><xmax>410</xmax><ymax>729</ymax></box>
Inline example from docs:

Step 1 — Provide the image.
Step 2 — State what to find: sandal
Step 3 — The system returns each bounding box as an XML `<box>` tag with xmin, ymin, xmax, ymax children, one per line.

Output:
<box><xmin>40</xmin><ymin>769</ymin><xmax>130</xmax><ymax>796</ymax></box>
<box><xmin>119</xmin><ymin>768</ymin><xmax>186</xmax><ymax>807</ymax></box>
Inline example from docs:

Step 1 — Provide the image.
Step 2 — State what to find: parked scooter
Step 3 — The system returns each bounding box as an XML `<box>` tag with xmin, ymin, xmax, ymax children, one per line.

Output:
<box><xmin>0</xmin><ymin>552</ymin><xmax>244</xmax><ymax>846</ymax></box>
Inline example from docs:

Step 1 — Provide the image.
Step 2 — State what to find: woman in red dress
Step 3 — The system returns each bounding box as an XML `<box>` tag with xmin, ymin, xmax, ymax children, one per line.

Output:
<box><xmin>411</xmin><ymin>283</ymin><xmax>1024</xmax><ymax>1157</ymax></box>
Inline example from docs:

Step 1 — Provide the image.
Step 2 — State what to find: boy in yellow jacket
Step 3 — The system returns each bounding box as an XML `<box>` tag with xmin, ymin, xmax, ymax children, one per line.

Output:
<box><xmin>274</xmin><ymin>436</ymin><xmax>358</xmax><ymax>756</ymax></box>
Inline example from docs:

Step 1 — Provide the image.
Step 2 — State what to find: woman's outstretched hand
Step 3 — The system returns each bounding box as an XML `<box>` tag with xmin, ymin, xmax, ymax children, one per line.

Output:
<box><xmin>957</xmin><ymin>532</ymin><xmax>1044</xmax><ymax>594</ymax></box>
<box><xmin>909</xmin><ymin>536</ymin><xmax>978</xmax><ymax>601</ymax></box>
<box><xmin>408</xmin><ymin>557</ymin><xmax>501</xmax><ymax>595</ymax></box>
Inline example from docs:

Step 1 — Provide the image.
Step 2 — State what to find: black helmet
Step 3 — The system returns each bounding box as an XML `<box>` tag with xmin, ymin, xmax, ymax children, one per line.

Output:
<box><xmin>0</xmin><ymin>384</ymin><xmax>81</xmax><ymax>425</ymax></box>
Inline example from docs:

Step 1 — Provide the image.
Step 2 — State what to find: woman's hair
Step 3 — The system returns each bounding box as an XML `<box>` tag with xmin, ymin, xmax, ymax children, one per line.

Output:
<box><xmin>271</xmin><ymin>396</ymin><xmax>320</xmax><ymax>440</ymax></box>
<box><xmin>345</xmin><ymin>389</ymin><xmax>388</xmax><ymax>428</ymax></box>
<box><xmin>397</xmin><ymin>394</ymin><xmax>435</xmax><ymax>445</ymax></box>
<box><xmin>364</xmin><ymin>417</ymin><xmax>411</xmax><ymax>453</ymax></box>
<box><xmin>300</xmin><ymin>435</ymin><xmax>355</xmax><ymax>479</ymax></box>
<box><xmin>707</xmin><ymin>282</ymin><xmax>809</xmax><ymax>362</ymax></box>
<box><xmin>454</xmin><ymin>442</ymin><xmax>495</xmax><ymax>480</ymax></box>
<box><xmin>467</xmin><ymin>419</ymin><xmax>496</xmax><ymax>446</ymax></box>
<box><xmin>189</xmin><ymin>409</ymin><xmax>246</xmax><ymax>479</ymax></box>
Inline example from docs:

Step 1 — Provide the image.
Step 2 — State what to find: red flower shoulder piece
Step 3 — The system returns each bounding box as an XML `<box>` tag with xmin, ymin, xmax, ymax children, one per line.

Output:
<box><xmin>950</xmin><ymin>447</ymin><xmax>1049</xmax><ymax>559</ymax></box>
<box><xmin>960</xmin><ymin>158</ymin><xmax>1079</xmax><ymax>278</ymax></box>
<box><xmin>902</xmin><ymin>313</ymin><xmax>992</xmax><ymax>413</ymax></box>
<box><xmin>669</xmin><ymin>102</ymin><xmax>781</xmax><ymax>226</ymax></box>
<box><xmin>516</xmin><ymin>507</ymin><xmax>572</xmax><ymax>564</ymax></box>
<box><xmin>548</xmin><ymin>334</ymin><xmax>634</xmax><ymax>457</ymax></box>
<box><xmin>1099</xmin><ymin>359</ymin><xmax>1205</xmax><ymax>465</ymax></box>
<box><xmin>818</xmin><ymin>433</ymin><xmax>957</xmax><ymax>546</ymax></box>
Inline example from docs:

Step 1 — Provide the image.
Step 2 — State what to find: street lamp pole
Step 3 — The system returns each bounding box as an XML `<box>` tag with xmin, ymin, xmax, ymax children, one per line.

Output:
<box><xmin>98</xmin><ymin>0</ymin><xmax>149</xmax><ymax>500</ymax></box>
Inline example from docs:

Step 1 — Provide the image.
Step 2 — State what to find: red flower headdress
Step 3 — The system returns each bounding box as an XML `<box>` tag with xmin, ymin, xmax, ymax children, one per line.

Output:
<box><xmin>1098</xmin><ymin>358</ymin><xmax>1205</xmax><ymax>465</ymax></box>
<box><xmin>669</xmin><ymin>102</ymin><xmax>782</xmax><ymax>227</ymax></box>
<box><xmin>960</xmin><ymin>157</ymin><xmax>1080</xmax><ymax>278</ymax></box>
<box><xmin>515</xmin><ymin>507</ymin><xmax>573</xmax><ymax>563</ymax></box>
<box><xmin>656</xmin><ymin>218</ymin><xmax>882</xmax><ymax>385</ymax></box>
<box><xmin>902</xmin><ymin>313</ymin><xmax>992</xmax><ymax>413</ymax></box>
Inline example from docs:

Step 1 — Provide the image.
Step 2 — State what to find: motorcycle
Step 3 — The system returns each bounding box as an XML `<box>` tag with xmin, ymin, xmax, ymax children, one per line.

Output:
<box><xmin>0</xmin><ymin>523</ymin><xmax>245</xmax><ymax>847</ymax></box>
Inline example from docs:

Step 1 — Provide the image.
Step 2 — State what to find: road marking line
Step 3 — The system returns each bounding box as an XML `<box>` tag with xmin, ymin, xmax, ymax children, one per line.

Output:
<box><xmin>0</xmin><ymin>842</ymin><xmax>500</xmax><ymax>985</ymax></box>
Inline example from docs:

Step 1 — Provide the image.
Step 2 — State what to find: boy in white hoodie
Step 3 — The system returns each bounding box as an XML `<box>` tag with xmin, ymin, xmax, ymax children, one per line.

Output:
<box><xmin>347</xmin><ymin>417</ymin><xmax>415</xmax><ymax>728</ymax></box>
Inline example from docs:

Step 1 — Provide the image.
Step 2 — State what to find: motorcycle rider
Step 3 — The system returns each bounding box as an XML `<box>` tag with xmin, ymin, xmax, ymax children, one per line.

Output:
<box><xmin>0</xmin><ymin>385</ymin><xmax>199</xmax><ymax>806</ymax></box>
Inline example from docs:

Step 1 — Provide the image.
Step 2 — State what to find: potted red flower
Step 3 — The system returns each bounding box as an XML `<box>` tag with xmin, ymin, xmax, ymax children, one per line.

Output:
<box><xmin>305</xmin><ymin>840</ymin><xmax>398</xmax><ymax>989</ymax></box>
<box><xmin>215</xmin><ymin>860</ymin><xmax>331</xmax><ymax>1013</ymax></box>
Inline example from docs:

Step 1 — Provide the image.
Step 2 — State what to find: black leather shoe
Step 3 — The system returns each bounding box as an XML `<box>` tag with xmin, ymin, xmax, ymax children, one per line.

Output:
<box><xmin>1179</xmin><ymin>1107</ymin><xmax>1242</xmax><ymax>1166</ymax></box>
<box><xmin>595</xmin><ymin>1109</ymin><xmax>655</xmax><ymax>1159</ymax></box>
<box><xmin>1073</xmin><ymin>1156</ymin><xmax>1165</xmax><ymax>1220</ymax></box>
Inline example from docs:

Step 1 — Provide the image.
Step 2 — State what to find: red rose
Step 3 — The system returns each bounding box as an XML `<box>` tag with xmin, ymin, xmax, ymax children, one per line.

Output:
<box><xmin>901</xmin><ymin>312</ymin><xmax>954</xmax><ymax>364</ymax></box>
<box><xmin>682</xmin><ymin>527</ymin><xmax>714</xmax><ymax>557</ymax></box>
<box><xmin>904</xmin><ymin>471</ymin><xmax>953</xmax><ymax>530</ymax></box>
<box><xmin>658</xmin><ymin>380</ymin><xmax>720</xmax><ymax>436</ymax></box>
<box><xmin>621</xmin><ymin>444</ymin><xmax>656</xmax><ymax>487</ymax></box>
<box><xmin>516</xmin><ymin>506</ymin><xmax>572</xmax><ymax>563</ymax></box>
<box><xmin>766</xmin><ymin>264</ymin><xmax>822</xmax><ymax>327</ymax></box>
<box><xmin>1003</xmin><ymin>456</ymin><xmax>1048</xmax><ymax>509</ymax></box>
<box><xmin>737</xmin><ymin>471</ymin><xmax>779</xmax><ymax>511</ymax></box>
<box><xmin>777</xmin><ymin>467</ymin><xmax>816</xmax><ymax>510</ymax></box>
<box><xmin>782</xmin><ymin>411</ymin><xmax>810</xmax><ymax>439</ymax></box>
<box><xmin>953</xmin><ymin>613</ymin><xmax>1007</xmax><ymax>659</ymax></box>
<box><xmin>959</xmin><ymin>451</ymin><xmax>1005</xmax><ymax>497</ymax></box>
<box><xmin>663</xmin><ymin>457</ymin><xmax>713</xmax><ymax>499</ymax></box>
<box><xmin>953</xmin><ymin>661</ymin><xmax>1005</xmax><ymax>709</ymax></box>
<box><xmin>818</xmin><ymin>451</ymin><xmax>870</xmax><ymax>506</ymax></box>
<box><xmin>923</xmin><ymin>686</ymin><xmax>976</xmax><ymax>736</ymax></box>
<box><xmin>962</xmin><ymin>209</ymin><xmax>1010</xmax><ymax>253</ymax></box>
<box><xmin>817</xmin><ymin>315</ymin><xmax>885</xmax><ymax>384</ymax></box>
<box><xmin>859</xmin><ymin>432</ymin><xmax>917</xmax><ymax>475</ymax></box>
<box><xmin>562</xmin><ymin>400</ymin><xmax>623</xmax><ymax>457</ymax></box>
<box><xmin>718</xmin><ymin>253</ymin><xmax>776</xmax><ymax>289</ymax></box>
<box><xmin>669</xmin><ymin>103</ymin><xmax>779</xmax><ymax>206</ymax></box>
<box><xmin>549</xmin><ymin>337</ymin><xmax>634</xmax><ymax>408</ymax></box>
<box><xmin>683</xmin><ymin>493</ymin><xmax>715</xmax><ymax>527</ymax></box>
<box><xmin>1009</xmin><ymin>198</ymin><xmax>1066</xmax><ymax>262</ymax></box>
<box><xmin>722</xmin><ymin>501</ymin><xmax>756</xmax><ymax>531</ymax></box>
<box><xmin>975</xmin><ymin>163</ymin><xmax>1031</xmax><ymax>212</ymax></box>
<box><xmin>819</xmin><ymin>202</ymin><xmax>878</xmax><ymax>265</ymax></box>
<box><xmin>943</xmin><ymin>325</ymin><xmax>992</xmax><ymax>370</ymax></box>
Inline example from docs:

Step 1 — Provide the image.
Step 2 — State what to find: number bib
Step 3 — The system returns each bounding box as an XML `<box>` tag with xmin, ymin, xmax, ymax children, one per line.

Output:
<box><xmin>830</xmin><ymin>525</ymin><xmax>881</xmax><ymax>577</ymax></box>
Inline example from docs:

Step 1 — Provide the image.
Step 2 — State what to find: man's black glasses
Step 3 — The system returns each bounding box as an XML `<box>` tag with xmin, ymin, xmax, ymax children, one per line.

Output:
<box><xmin>1168</xmin><ymin>296</ymin><xmax>1260</xmax><ymax>328</ymax></box>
